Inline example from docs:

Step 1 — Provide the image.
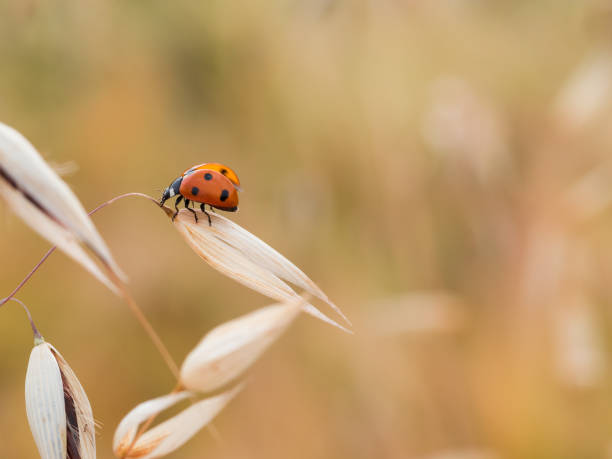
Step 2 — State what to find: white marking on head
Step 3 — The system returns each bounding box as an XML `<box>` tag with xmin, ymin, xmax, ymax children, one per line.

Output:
<box><xmin>168</xmin><ymin>188</ymin><xmax>175</xmax><ymax>197</ymax></box>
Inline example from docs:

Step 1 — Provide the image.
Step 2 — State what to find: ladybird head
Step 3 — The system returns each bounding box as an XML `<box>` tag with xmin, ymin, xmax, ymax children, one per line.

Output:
<box><xmin>160</xmin><ymin>176</ymin><xmax>183</xmax><ymax>206</ymax></box>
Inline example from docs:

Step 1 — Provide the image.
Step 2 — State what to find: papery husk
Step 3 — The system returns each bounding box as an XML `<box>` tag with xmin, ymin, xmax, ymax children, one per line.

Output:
<box><xmin>170</xmin><ymin>209</ymin><xmax>351</xmax><ymax>333</ymax></box>
<box><xmin>0</xmin><ymin>122</ymin><xmax>125</xmax><ymax>287</ymax></box>
<box><xmin>181</xmin><ymin>302</ymin><xmax>301</xmax><ymax>392</ymax></box>
<box><xmin>25</xmin><ymin>342</ymin><xmax>67</xmax><ymax>459</ymax></box>
<box><xmin>198</xmin><ymin>212</ymin><xmax>350</xmax><ymax>325</ymax></box>
<box><xmin>50</xmin><ymin>345</ymin><xmax>96</xmax><ymax>459</ymax></box>
<box><xmin>0</xmin><ymin>180</ymin><xmax>117</xmax><ymax>293</ymax></box>
<box><xmin>114</xmin><ymin>392</ymin><xmax>192</xmax><ymax>458</ymax></box>
<box><xmin>114</xmin><ymin>385</ymin><xmax>241</xmax><ymax>459</ymax></box>
<box><xmin>25</xmin><ymin>341</ymin><xmax>96</xmax><ymax>459</ymax></box>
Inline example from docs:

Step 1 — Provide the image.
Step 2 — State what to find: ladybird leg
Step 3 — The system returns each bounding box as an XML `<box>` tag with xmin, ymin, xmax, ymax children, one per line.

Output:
<box><xmin>172</xmin><ymin>195</ymin><xmax>183</xmax><ymax>221</ymax></box>
<box><xmin>184</xmin><ymin>198</ymin><xmax>199</xmax><ymax>223</ymax></box>
<box><xmin>200</xmin><ymin>203</ymin><xmax>212</xmax><ymax>226</ymax></box>
<box><xmin>209</xmin><ymin>205</ymin><xmax>217</xmax><ymax>214</ymax></box>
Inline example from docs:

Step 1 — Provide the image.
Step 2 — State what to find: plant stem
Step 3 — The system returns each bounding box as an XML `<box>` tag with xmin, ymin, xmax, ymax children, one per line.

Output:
<box><xmin>0</xmin><ymin>192</ymin><xmax>158</xmax><ymax>305</ymax></box>
<box><xmin>0</xmin><ymin>247</ymin><xmax>55</xmax><ymax>306</ymax></box>
<box><xmin>110</xmin><ymin>269</ymin><xmax>180</xmax><ymax>379</ymax></box>
<box><xmin>0</xmin><ymin>192</ymin><xmax>180</xmax><ymax>377</ymax></box>
<box><xmin>9</xmin><ymin>298</ymin><xmax>42</xmax><ymax>340</ymax></box>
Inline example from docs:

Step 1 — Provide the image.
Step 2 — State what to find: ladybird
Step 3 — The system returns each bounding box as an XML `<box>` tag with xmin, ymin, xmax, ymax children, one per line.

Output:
<box><xmin>160</xmin><ymin>163</ymin><xmax>240</xmax><ymax>225</ymax></box>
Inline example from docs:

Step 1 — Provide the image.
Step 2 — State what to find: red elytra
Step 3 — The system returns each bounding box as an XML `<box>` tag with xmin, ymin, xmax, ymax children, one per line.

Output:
<box><xmin>180</xmin><ymin>169</ymin><xmax>239</xmax><ymax>210</ymax></box>
<box><xmin>182</xmin><ymin>162</ymin><xmax>241</xmax><ymax>190</ymax></box>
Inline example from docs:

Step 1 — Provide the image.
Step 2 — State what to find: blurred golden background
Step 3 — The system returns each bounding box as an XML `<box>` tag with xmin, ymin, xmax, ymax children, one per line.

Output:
<box><xmin>2</xmin><ymin>1</ymin><xmax>612</xmax><ymax>458</ymax></box>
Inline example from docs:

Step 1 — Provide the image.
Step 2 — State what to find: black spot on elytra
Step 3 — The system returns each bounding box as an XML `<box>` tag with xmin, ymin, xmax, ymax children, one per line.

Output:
<box><xmin>220</xmin><ymin>168</ymin><xmax>227</xmax><ymax>175</ymax></box>
<box><xmin>191</xmin><ymin>186</ymin><xmax>199</xmax><ymax>196</ymax></box>
<box><xmin>204</xmin><ymin>173</ymin><xmax>213</xmax><ymax>180</ymax></box>
<box><xmin>220</xmin><ymin>189</ymin><xmax>229</xmax><ymax>201</ymax></box>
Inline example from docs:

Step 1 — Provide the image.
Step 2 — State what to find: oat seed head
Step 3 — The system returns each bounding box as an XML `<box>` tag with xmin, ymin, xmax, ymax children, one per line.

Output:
<box><xmin>169</xmin><ymin>208</ymin><xmax>352</xmax><ymax>333</ymax></box>
<box><xmin>0</xmin><ymin>122</ymin><xmax>126</xmax><ymax>291</ymax></box>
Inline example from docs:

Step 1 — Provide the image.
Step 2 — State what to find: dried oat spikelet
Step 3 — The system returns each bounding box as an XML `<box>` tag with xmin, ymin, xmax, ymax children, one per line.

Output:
<box><xmin>180</xmin><ymin>300</ymin><xmax>301</xmax><ymax>392</ymax></box>
<box><xmin>25</xmin><ymin>339</ymin><xmax>95</xmax><ymax>459</ymax></box>
<box><xmin>0</xmin><ymin>122</ymin><xmax>125</xmax><ymax>290</ymax></box>
<box><xmin>168</xmin><ymin>208</ymin><xmax>351</xmax><ymax>333</ymax></box>
<box><xmin>113</xmin><ymin>385</ymin><xmax>242</xmax><ymax>459</ymax></box>
<box><xmin>115</xmin><ymin>300</ymin><xmax>300</xmax><ymax>457</ymax></box>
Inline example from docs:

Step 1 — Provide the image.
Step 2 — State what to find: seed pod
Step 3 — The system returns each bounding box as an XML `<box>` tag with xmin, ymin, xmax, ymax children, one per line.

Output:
<box><xmin>25</xmin><ymin>340</ymin><xmax>95</xmax><ymax>459</ymax></box>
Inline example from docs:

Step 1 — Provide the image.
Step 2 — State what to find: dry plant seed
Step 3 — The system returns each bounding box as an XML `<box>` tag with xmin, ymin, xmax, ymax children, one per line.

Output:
<box><xmin>167</xmin><ymin>208</ymin><xmax>352</xmax><ymax>333</ymax></box>
<box><xmin>184</xmin><ymin>209</ymin><xmax>350</xmax><ymax>325</ymax></box>
<box><xmin>113</xmin><ymin>385</ymin><xmax>242</xmax><ymax>459</ymax></box>
<box><xmin>25</xmin><ymin>339</ymin><xmax>95</xmax><ymax>459</ymax></box>
<box><xmin>114</xmin><ymin>299</ymin><xmax>302</xmax><ymax>457</ymax></box>
<box><xmin>0</xmin><ymin>122</ymin><xmax>125</xmax><ymax>291</ymax></box>
<box><xmin>180</xmin><ymin>301</ymin><xmax>302</xmax><ymax>393</ymax></box>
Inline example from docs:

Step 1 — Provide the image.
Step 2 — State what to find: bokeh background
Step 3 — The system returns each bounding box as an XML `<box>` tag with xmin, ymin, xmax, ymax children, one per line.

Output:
<box><xmin>2</xmin><ymin>1</ymin><xmax>612</xmax><ymax>458</ymax></box>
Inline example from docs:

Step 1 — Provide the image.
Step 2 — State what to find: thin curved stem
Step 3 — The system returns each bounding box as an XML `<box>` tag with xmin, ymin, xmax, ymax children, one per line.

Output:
<box><xmin>9</xmin><ymin>298</ymin><xmax>42</xmax><ymax>340</ymax></box>
<box><xmin>0</xmin><ymin>191</ymin><xmax>180</xmax><ymax>377</ymax></box>
<box><xmin>0</xmin><ymin>247</ymin><xmax>55</xmax><ymax>306</ymax></box>
<box><xmin>88</xmin><ymin>192</ymin><xmax>159</xmax><ymax>214</ymax></box>
<box><xmin>0</xmin><ymin>192</ymin><xmax>158</xmax><ymax>305</ymax></box>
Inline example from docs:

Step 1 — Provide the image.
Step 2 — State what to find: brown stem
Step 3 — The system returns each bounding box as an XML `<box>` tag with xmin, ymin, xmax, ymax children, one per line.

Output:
<box><xmin>1</xmin><ymin>192</ymin><xmax>180</xmax><ymax>377</ymax></box>
<box><xmin>0</xmin><ymin>247</ymin><xmax>56</xmax><ymax>306</ymax></box>
<box><xmin>109</xmin><ymin>269</ymin><xmax>180</xmax><ymax>379</ymax></box>
<box><xmin>0</xmin><ymin>192</ymin><xmax>158</xmax><ymax>306</ymax></box>
<box><xmin>9</xmin><ymin>297</ymin><xmax>42</xmax><ymax>340</ymax></box>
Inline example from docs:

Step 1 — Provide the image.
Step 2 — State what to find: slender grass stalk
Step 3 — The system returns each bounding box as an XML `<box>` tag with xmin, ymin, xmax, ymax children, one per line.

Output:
<box><xmin>9</xmin><ymin>297</ymin><xmax>41</xmax><ymax>340</ymax></box>
<box><xmin>0</xmin><ymin>192</ymin><xmax>156</xmax><ymax>306</ymax></box>
<box><xmin>111</xmin><ymin>270</ymin><xmax>180</xmax><ymax>379</ymax></box>
<box><xmin>0</xmin><ymin>248</ymin><xmax>55</xmax><ymax>306</ymax></box>
<box><xmin>0</xmin><ymin>192</ymin><xmax>180</xmax><ymax>378</ymax></box>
